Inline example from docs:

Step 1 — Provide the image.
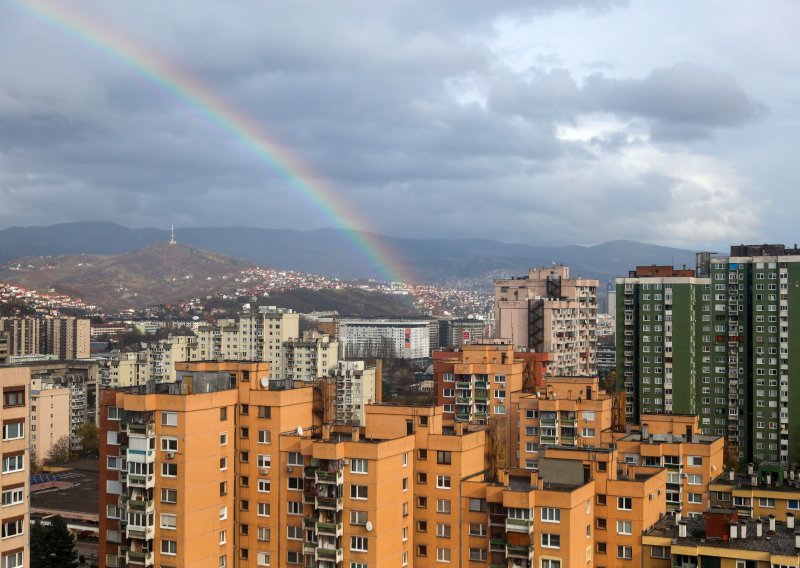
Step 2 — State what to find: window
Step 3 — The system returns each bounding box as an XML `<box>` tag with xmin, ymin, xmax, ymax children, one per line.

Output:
<box><xmin>617</xmin><ymin>545</ymin><xmax>632</xmax><ymax>559</ymax></box>
<box><xmin>469</xmin><ymin>522</ymin><xmax>487</xmax><ymax>536</ymax></box>
<box><xmin>651</xmin><ymin>546</ymin><xmax>669</xmax><ymax>559</ymax></box>
<box><xmin>417</xmin><ymin>545</ymin><xmax>428</xmax><ymax>557</ymax></box>
<box><xmin>161</xmin><ymin>540</ymin><xmax>177</xmax><ymax>556</ymax></box>
<box><xmin>687</xmin><ymin>474</ymin><xmax>702</xmax><ymax>485</ymax></box>
<box><xmin>437</xmin><ymin>451</ymin><xmax>451</xmax><ymax>464</ymax></box>
<box><xmin>258</xmin><ymin>479</ymin><xmax>270</xmax><ymax>493</ymax></box>
<box><xmin>417</xmin><ymin>520</ymin><xmax>428</xmax><ymax>532</ymax></box>
<box><xmin>436</xmin><ymin>548</ymin><xmax>451</xmax><ymax>562</ymax></box>
<box><xmin>351</xmin><ymin>536</ymin><xmax>368</xmax><ymax>552</ymax></box>
<box><xmin>688</xmin><ymin>493</ymin><xmax>702</xmax><ymax>504</ymax></box>
<box><xmin>2</xmin><ymin>423</ymin><xmax>23</xmax><ymax>441</ymax></box>
<box><xmin>161</xmin><ymin>437</ymin><xmax>178</xmax><ymax>452</ymax></box>
<box><xmin>469</xmin><ymin>548</ymin><xmax>487</xmax><ymax>561</ymax></box>
<box><xmin>351</xmin><ymin>485</ymin><xmax>368</xmax><ymax>500</ymax></box>
<box><xmin>161</xmin><ymin>489</ymin><xmax>177</xmax><ymax>503</ymax></box>
<box><xmin>436</xmin><ymin>523</ymin><xmax>451</xmax><ymax>538</ymax></box>
<box><xmin>258</xmin><ymin>502</ymin><xmax>271</xmax><ymax>517</ymax></box>
<box><xmin>542</xmin><ymin>561</ymin><xmax>561</xmax><ymax>568</ymax></box>
<box><xmin>287</xmin><ymin>477</ymin><xmax>303</xmax><ymax>491</ymax></box>
<box><xmin>220</xmin><ymin>457</ymin><xmax>227</xmax><ymax>471</ymax></box>
<box><xmin>541</xmin><ymin>533</ymin><xmax>560</xmax><ymax>548</ymax></box>
<box><xmin>617</xmin><ymin>497</ymin><xmax>632</xmax><ymax>510</ymax></box>
<box><xmin>219</xmin><ymin>506</ymin><xmax>228</xmax><ymax>520</ymax></box>
<box><xmin>160</xmin><ymin>514</ymin><xmax>177</xmax><ymax>529</ymax></box>
<box><xmin>2</xmin><ymin>390</ymin><xmax>24</xmax><ymax>408</ymax></box>
<box><xmin>1</xmin><ymin>551</ymin><xmax>23</xmax><ymax>568</ymax></box>
<box><xmin>219</xmin><ymin>530</ymin><xmax>227</xmax><ymax>544</ymax></box>
<box><xmin>161</xmin><ymin>463</ymin><xmax>177</xmax><ymax>477</ymax></box>
<box><xmin>468</xmin><ymin>498</ymin><xmax>486</xmax><ymax>512</ymax></box>
<box><xmin>219</xmin><ymin>432</ymin><xmax>227</xmax><ymax>446</ymax></box>
<box><xmin>287</xmin><ymin>501</ymin><xmax>302</xmax><ymax>515</ymax></box>
<box><xmin>254</xmin><ymin>527</ymin><xmax>270</xmax><ymax>542</ymax></box>
<box><xmin>287</xmin><ymin>526</ymin><xmax>302</xmax><ymax>540</ymax></box>
<box><xmin>418</xmin><ymin>449</ymin><xmax>427</xmax><ymax>460</ymax></box>
<box><xmin>617</xmin><ymin>520</ymin><xmax>632</xmax><ymax>535</ymax></box>
<box><xmin>287</xmin><ymin>551</ymin><xmax>302</xmax><ymax>564</ymax></box>
<box><xmin>256</xmin><ymin>552</ymin><xmax>270</xmax><ymax>566</ymax></box>
<box><xmin>350</xmin><ymin>510</ymin><xmax>368</xmax><ymax>525</ymax></box>
<box><xmin>351</xmin><ymin>459</ymin><xmax>368</xmax><ymax>474</ymax></box>
<box><xmin>1</xmin><ymin>488</ymin><xmax>23</xmax><ymax>507</ymax></box>
<box><xmin>2</xmin><ymin>455</ymin><xmax>23</xmax><ymax>474</ymax></box>
<box><xmin>287</xmin><ymin>452</ymin><xmax>303</xmax><ymax>466</ymax></box>
<box><xmin>257</xmin><ymin>406</ymin><xmax>271</xmax><ymax>419</ymax></box>
<box><xmin>1</xmin><ymin>519</ymin><xmax>23</xmax><ymax>538</ymax></box>
<box><xmin>257</xmin><ymin>455</ymin><xmax>271</xmax><ymax>469</ymax></box>
<box><xmin>541</xmin><ymin>507</ymin><xmax>560</xmax><ymax>523</ymax></box>
<box><xmin>436</xmin><ymin>499</ymin><xmax>451</xmax><ymax>513</ymax></box>
<box><xmin>436</xmin><ymin>475</ymin><xmax>451</xmax><ymax>489</ymax></box>
<box><xmin>758</xmin><ymin>497</ymin><xmax>775</xmax><ymax>508</ymax></box>
<box><xmin>258</xmin><ymin>430</ymin><xmax>271</xmax><ymax>444</ymax></box>
<box><xmin>108</xmin><ymin>406</ymin><xmax>121</xmax><ymax>420</ymax></box>
<box><xmin>161</xmin><ymin>412</ymin><xmax>178</xmax><ymax>426</ymax></box>
<box><xmin>403</xmin><ymin>453</ymin><xmax>409</xmax><ymax>467</ymax></box>
<box><xmin>220</xmin><ymin>406</ymin><xmax>228</xmax><ymax>421</ymax></box>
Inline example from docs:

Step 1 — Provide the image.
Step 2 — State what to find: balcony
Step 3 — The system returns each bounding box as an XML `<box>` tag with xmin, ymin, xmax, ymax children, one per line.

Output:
<box><xmin>126</xmin><ymin>423</ymin><xmax>155</xmax><ymax>437</ymax></box>
<box><xmin>127</xmin><ymin>498</ymin><xmax>154</xmax><ymax>512</ymax></box>
<box><xmin>474</xmin><ymin>391</ymin><xmax>488</xmax><ymax>402</ymax></box>
<box><xmin>126</xmin><ymin>550</ymin><xmax>154</xmax><ymax>567</ymax></box>
<box><xmin>560</xmin><ymin>418</ymin><xmax>578</xmax><ymax>428</ymax></box>
<box><xmin>316</xmin><ymin>521</ymin><xmax>343</xmax><ymax>537</ymax></box>
<box><xmin>540</xmin><ymin>435</ymin><xmax>558</xmax><ymax>445</ymax></box>
<box><xmin>456</xmin><ymin>381</ymin><xmax>471</xmax><ymax>389</ymax></box>
<box><xmin>303</xmin><ymin>543</ymin><xmax>317</xmax><ymax>556</ymax></box>
<box><xmin>489</xmin><ymin>539</ymin><xmax>507</xmax><ymax>552</ymax></box>
<box><xmin>455</xmin><ymin>412</ymin><xmax>470</xmax><ymax>422</ymax></box>
<box><xmin>125</xmin><ymin>523</ymin><xmax>155</xmax><ymax>541</ymax></box>
<box><xmin>315</xmin><ymin>470</ymin><xmax>344</xmax><ymax>485</ymax></box>
<box><xmin>127</xmin><ymin>474</ymin><xmax>155</xmax><ymax>489</ymax></box>
<box><xmin>315</xmin><ymin>547</ymin><xmax>343</xmax><ymax>563</ymax></box>
<box><xmin>304</xmin><ymin>466</ymin><xmax>319</xmax><ymax>478</ymax></box>
<box><xmin>475</xmin><ymin>381</ymin><xmax>488</xmax><ymax>389</ymax></box>
<box><xmin>505</xmin><ymin>517</ymin><xmax>533</xmax><ymax>533</ymax></box>
<box><xmin>506</xmin><ymin>543</ymin><xmax>534</xmax><ymax>560</ymax></box>
<box><xmin>315</xmin><ymin>496</ymin><xmax>343</xmax><ymax>511</ymax></box>
<box><xmin>540</xmin><ymin>419</ymin><xmax>557</xmax><ymax>428</ymax></box>
<box><xmin>456</xmin><ymin>395</ymin><xmax>472</xmax><ymax>404</ymax></box>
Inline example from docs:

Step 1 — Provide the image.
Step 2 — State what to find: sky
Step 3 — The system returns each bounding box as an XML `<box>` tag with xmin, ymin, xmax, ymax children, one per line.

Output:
<box><xmin>0</xmin><ymin>0</ymin><xmax>797</xmax><ymax>249</ymax></box>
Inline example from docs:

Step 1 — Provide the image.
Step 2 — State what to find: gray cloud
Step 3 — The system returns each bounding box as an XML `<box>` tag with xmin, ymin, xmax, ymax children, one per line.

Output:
<box><xmin>0</xmin><ymin>0</ymin><xmax>786</xmax><ymax>251</ymax></box>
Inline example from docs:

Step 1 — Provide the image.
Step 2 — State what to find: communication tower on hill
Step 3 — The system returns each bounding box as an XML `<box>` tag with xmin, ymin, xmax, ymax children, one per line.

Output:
<box><xmin>169</xmin><ymin>225</ymin><xmax>176</xmax><ymax>245</ymax></box>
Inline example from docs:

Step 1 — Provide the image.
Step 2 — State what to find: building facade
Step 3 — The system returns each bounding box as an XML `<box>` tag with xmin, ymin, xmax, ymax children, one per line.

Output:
<box><xmin>495</xmin><ymin>266</ymin><xmax>598</xmax><ymax>376</ymax></box>
<box><xmin>30</xmin><ymin>386</ymin><xmax>70</xmax><ymax>464</ymax></box>
<box><xmin>284</xmin><ymin>332</ymin><xmax>340</xmax><ymax>382</ymax></box>
<box><xmin>0</xmin><ymin>367</ymin><xmax>29</xmax><ymax>568</ymax></box>
<box><xmin>331</xmin><ymin>360</ymin><xmax>377</xmax><ymax>425</ymax></box>
<box><xmin>339</xmin><ymin>318</ymin><xmax>430</xmax><ymax>359</ymax></box>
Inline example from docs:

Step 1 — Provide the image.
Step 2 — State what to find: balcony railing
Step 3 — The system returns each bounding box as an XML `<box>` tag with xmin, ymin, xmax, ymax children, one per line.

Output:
<box><xmin>506</xmin><ymin>543</ymin><xmax>534</xmax><ymax>560</ymax></box>
<box><xmin>505</xmin><ymin>517</ymin><xmax>533</xmax><ymax>533</ymax></box>
<box><xmin>315</xmin><ymin>470</ymin><xmax>344</xmax><ymax>485</ymax></box>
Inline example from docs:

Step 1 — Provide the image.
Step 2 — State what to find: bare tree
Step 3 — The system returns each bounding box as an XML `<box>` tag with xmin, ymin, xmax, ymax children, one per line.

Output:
<box><xmin>44</xmin><ymin>435</ymin><xmax>72</xmax><ymax>465</ymax></box>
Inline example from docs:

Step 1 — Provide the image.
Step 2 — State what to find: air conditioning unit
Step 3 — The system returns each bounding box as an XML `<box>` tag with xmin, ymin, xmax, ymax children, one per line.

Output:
<box><xmin>286</xmin><ymin>465</ymin><xmax>294</xmax><ymax>473</ymax></box>
<box><xmin>260</xmin><ymin>468</ymin><xmax>270</xmax><ymax>475</ymax></box>
<box><xmin>166</xmin><ymin>452</ymin><xmax>175</xmax><ymax>460</ymax></box>
<box><xmin>341</xmin><ymin>459</ymin><xmax>350</xmax><ymax>466</ymax></box>
<box><xmin>680</xmin><ymin>473</ymin><xmax>688</xmax><ymax>479</ymax></box>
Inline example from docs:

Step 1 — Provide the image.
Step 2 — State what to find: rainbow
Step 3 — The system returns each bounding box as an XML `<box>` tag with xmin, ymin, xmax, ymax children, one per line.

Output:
<box><xmin>7</xmin><ymin>0</ymin><xmax>412</xmax><ymax>285</ymax></box>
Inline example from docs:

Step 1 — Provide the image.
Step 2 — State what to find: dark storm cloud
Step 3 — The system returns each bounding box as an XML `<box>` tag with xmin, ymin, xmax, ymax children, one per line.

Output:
<box><xmin>0</xmin><ymin>0</ymin><xmax>779</xmax><ymax>247</ymax></box>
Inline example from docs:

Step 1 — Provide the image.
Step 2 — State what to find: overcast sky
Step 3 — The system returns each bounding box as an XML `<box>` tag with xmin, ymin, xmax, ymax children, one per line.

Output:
<box><xmin>0</xmin><ymin>0</ymin><xmax>797</xmax><ymax>249</ymax></box>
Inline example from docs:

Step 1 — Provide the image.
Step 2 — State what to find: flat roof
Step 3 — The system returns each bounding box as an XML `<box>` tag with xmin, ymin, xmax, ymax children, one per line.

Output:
<box><xmin>30</xmin><ymin>458</ymin><xmax>99</xmax><ymax>518</ymax></box>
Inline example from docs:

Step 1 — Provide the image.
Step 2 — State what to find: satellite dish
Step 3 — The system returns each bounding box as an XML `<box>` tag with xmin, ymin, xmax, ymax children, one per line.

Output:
<box><xmin>260</xmin><ymin>376</ymin><xmax>269</xmax><ymax>388</ymax></box>
<box><xmin>297</xmin><ymin>426</ymin><xmax>304</xmax><ymax>436</ymax></box>
<box><xmin>365</xmin><ymin>521</ymin><xmax>373</xmax><ymax>532</ymax></box>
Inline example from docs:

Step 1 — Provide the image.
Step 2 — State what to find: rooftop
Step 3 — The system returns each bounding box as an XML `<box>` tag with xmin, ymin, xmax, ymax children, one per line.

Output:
<box><xmin>711</xmin><ymin>467</ymin><xmax>800</xmax><ymax>493</ymax></box>
<box><xmin>30</xmin><ymin>458</ymin><xmax>99</xmax><ymax>518</ymax></box>
<box><xmin>645</xmin><ymin>513</ymin><xmax>800</xmax><ymax>556</ymax></box>
<box><xmin>619</xmin><ymin>432</ymin><xmax>721</xmax><ymax>445</ymax></box>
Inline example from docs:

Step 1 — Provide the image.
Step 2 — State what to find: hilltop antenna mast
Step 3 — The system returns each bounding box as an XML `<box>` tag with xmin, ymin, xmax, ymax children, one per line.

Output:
<box><xmin>169</xmin><ymin>225</ymin><xmax>176</xmax><ymax>245</ymax></box>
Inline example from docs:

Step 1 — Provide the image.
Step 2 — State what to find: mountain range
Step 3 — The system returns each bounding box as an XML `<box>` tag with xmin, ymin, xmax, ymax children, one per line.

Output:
<box><xmin>0</xmin><ymin>222</ymin><xmax>698</xmax><ymax>284</ymax></box>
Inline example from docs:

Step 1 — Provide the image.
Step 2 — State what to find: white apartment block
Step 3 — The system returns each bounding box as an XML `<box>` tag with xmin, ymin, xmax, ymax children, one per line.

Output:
<box><xmin>283</xmin><ymin>331</ymin><xmax>339</xmax><ymax>381</ymax></box>
<box><xmin>338</xmin><ymin>318</ymin><xmax>430</xmax><ymax>359</ymax></box>
<box><xmin>332</xmin><ymin>360</ymin><xmax>377</xmax><ymax>425</ymax></box>
<box><xmin>193</xmin><ymin>306</ymin><xmax>301</xmax><ymax>379</ymax></box>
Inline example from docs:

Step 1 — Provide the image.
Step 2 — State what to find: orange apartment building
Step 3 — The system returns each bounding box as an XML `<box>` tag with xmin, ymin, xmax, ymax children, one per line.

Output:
<box><xmin>0</xmin><ymin>367</ymin><xmax>29</xmax><ymax>568</ymax></box>
<box><xmin>99</xmin><ymin>359</ymin><xmax>727</xmax><ymax>568</ymax></box>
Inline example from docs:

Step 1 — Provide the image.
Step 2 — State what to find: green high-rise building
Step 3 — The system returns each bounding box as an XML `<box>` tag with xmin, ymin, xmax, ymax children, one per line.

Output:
<box><xmin>617</xmin><ymin>245</ymin><xmax>800</xmax><ymax>467</ymax></box>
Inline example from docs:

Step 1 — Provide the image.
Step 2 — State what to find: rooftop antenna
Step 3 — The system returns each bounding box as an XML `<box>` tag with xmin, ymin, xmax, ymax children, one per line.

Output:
<box><xmin>169</xmin><ymin>225</ymin><xmax>176</xmax><ymax>245</ymax></box>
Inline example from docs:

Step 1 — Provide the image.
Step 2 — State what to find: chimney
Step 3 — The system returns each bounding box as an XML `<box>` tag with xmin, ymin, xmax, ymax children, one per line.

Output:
<box><xmin>351</xmin><ymin>427</ymin><xmax>360</xmax><ymax>442</ymax></box>
<box><xmin>675</xmin><ymin>512</ymin><xmax>682</xmax><ymax>525</ymax></box>
<box><xmin>728</xmin><ymin>469</ymin><xmax>735</xmax><ymax>482</ymax></box>
<box><xmin>322</xmin><ymin>423</ymin><xmax>332</xmax><ymax>441</ymax></box>
<box><xmin>739</xmin><ymin>520</ymin><xmax>747</xmax><ymax>540</ymax></box>
<box><xmin>766</xmin><ymin>473</ymin><xmax>772</xmax><ymax>486</ymax></box>
<box><xmin>788</xmin><ymin>513</ymin><xmax>795</xmax><ymax>530</ymax></box>
<box><xmin>730</xmin><ymin>522</ymin><xmax>738</xmax><ymax>540</ymax></box>
<box><xmin>769</xmin><ymin>514</ymin><xmax>776</xmax><ymax>533</ymax></box>
<box><xmin>747</xmin><ymin>463</ymin><xmax>754</xmax><ymax>475</ymax></box>
<box><xmin>790</xmin><ymin>469</ymin><xmax>796</xmax><ymax>481</ymax></box>
<box><xmin>756</xmin><ymin>520</ymin><xmax>763</xmax><ymax>538</ymax></box>
<box><xmin>751</xmin><ymin>474</ymin><xmax>758</xmax><ymax>487</ymax></box>
<box><xmin>678</xmin><ymin>521</ymin><xmax>687</xmax><ymax>538</ymax></box>
<box><xmin>374</xmin><ymin>359</ymin><xmax>383</xmax><ymax>403</ymax></box>
<box><xmin>642</xmin><ymin>424</ymin><xmax>649</xmax><ymax>441</ymax></box>
<box><xmin>795</xmin><ymin>530</ymin><xmax>800</xmax><ymax>550</ymax></box>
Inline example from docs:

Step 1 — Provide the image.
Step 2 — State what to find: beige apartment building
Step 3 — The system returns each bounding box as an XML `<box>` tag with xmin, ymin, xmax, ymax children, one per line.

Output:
<box><xmin>495</xmin><ymin>265</ymin><xmax>598</xmax><ymax>375</ymax></box>
<box><xmin>0</xmin><ymin>332</ymin><xmax>9</xmax><ymax>364</ymax></box>
<box><xmin>0</xmin><ymin>316</ymin><xmax>90</xmax><ymax>360</ymax></box>
<box><xmin>30</xmin><ymin>386</ymin><xmax>70</xmax><ymax>464</ymax></box>
<box><xmin>284</xmin><ymin>331</ymin><xmax>339</xmax><ymax>381</ymax></box>
<box><xmin>0</xmin><ymin>317</ymin><xmax>40</xmax><ymax>358</ymax></box>
<box><xmin>0</xmin><ymin>367</ymin><xmax>29</xmax><ymax>568</ymax></box>
<box><xmin>331</xmin><ymin>359</ymin><xmax>378</xmax><ymax>425</ymax></box>
<box><xmin>98</xmin><ymin>358</ymin><xmax>733</xmax><ymax>568</ymax></box>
